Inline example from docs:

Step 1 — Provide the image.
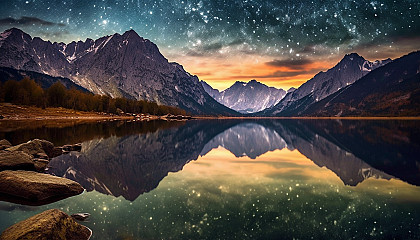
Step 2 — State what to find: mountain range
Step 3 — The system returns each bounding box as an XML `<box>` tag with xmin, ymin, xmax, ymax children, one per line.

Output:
<box><xmin>0</xmin><ymin>28</ymin><xmax>237</xmax><ymax>115</ymax></box>
<box><xmin>0</xmin><ymin>28</ymin><xmax>418</xmax><ymax>116</ymax></box>
<box><xmin>301</xmin><ymin>51</ymin><xmax>420</xmax><ymax>116</ymax></box>
<box><xmin>201</xmin><ymin>80</ymin><xmax>288</xmax><ymax>113</ymax></box>
<box><xmin>260</xmin><ymin>53</ymin><xmax>393</xmax><ymax>116</ymax></box>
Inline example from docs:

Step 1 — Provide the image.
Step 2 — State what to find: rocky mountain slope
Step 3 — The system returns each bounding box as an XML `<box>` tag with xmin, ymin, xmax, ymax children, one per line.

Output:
<box><xmin>302</xmin><ymin>51</ymin><xmax>420</xmax><ymax>116</ymax></box>
<box><xmin>0</xmin><ymin>67</ymin><xmax>89</xmax><ymax>92</ymax></box>
<box><xmin>0</xmin><ymin>28</ymin><xmax>237</xmax><ymax>115</ymax></box>
<box><xmin>261</xmin><ymin>53</ymin><xmax>392</xmax><ymax>116</ymax></box>
<box><xmin>201</xmin><ymin>79</ymin><xmax>286</xmax><ymax>113</ymax></box>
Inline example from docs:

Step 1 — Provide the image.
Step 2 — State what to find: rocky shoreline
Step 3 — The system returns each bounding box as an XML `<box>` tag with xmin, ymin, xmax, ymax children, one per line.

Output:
<box><xmin>0</xmin><ymin>139</ymin><xmax>91</xmax><ymax>240</ymax></box>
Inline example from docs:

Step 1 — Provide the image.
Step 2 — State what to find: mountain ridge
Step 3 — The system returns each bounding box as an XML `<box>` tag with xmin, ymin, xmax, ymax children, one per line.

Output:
<box><xmin>301</xmin><ymin>51</ymin><xmax>420</xmax><ymax>116</ymax></box>
<box><xmin>259</xmin><ymin>53</ymin><xmax>392</xmax><ymax>116</ymax></box>
<box><xmin>0</xmin><ymin>28</ymin><xmax>238</xmax><ymax>115</ymax></box>
<box><xmin>201</xmin><ymin>79</ymin><xmax>286</xmax><ymax>113</ymax></box>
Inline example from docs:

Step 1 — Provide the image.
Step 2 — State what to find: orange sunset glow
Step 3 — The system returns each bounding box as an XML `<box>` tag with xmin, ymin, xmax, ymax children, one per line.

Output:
<box><xmin>162</xmin><ymin>147</ymin><xmax>420</xmax><ymax>201</ymax></box>
<box><xmin>163</xmin><ymin>38</ymin><xmax>420</xmax><ymax>91</ymax></box>
<box><xmin>173</xmin><ymin>54</ymin><xmax>331</xmax><ymax>90</ymax></box>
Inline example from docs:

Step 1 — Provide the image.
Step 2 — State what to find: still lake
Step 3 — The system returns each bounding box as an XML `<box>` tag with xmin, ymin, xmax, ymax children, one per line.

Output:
<box><xmin>0</xmin><ymin>119</ymin><xmax>420</xmax><ymax>239</ymax></box>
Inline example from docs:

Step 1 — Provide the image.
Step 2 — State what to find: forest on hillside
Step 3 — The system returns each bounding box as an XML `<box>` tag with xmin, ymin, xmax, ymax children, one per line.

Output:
<box><xmin>0</xmin><ymin>78</ymin><xmax>187</xmax><ymax>115</ymax></box>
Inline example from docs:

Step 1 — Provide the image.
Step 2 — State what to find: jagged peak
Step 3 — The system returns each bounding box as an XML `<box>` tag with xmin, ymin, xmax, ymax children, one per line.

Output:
<box><xmin>32</xmin><ymin>36</ymin><xmax>43</xmax><ymax>41</ymax></box>
<box><xmin>1</xmin><ymin>27</ymin><xmax>31</xmax><ymax>40</ymax></box>
<box><xmin>3</xmin><ymin>27</ymin><xmax>25</xmax><ymax>34</ymax></box>
<box><xmin>344</xmin><ymin>52</ymin><xmax>362</xmax><ymax>58</ymax></box>
<box><xmin>122</xmin><ymin>29</ymin><xmax>143</xmax><ymax>40</ymax></box>
<box><xmin>342</xmin><ymin>52</ymin><xmax>364</xmax><ymax>62</ymax></box>
<box><xmin>232</xmin><ymin>80</ymin><xmax>247</xmax><ymax>86</ymax></box>
<box><xmin>247</xmin><ymin>79</ymin><xmax>262</xmax><ymax>85</ymax></box>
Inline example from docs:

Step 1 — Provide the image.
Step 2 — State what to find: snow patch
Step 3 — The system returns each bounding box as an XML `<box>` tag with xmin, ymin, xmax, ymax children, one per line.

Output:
<box><xmin>102</xmin><ymin>35</ymin><xmax>113</xmax><ymax>48</ymax></box>
<box><xmin>67</xmin><ymin>52</ymin><xmax>77</xmax><ymax>62</ymax></box>
<box><xmin>0</xmin><ymin>30</ymin><xmax>11</xmax><ymax>39</ymax></box>
<box><xmin>59</xmin><ymin>44</ymin><xmax>67</xmax><ymax>56</ymax></box>
<box><xmin>361</xmin><ymin>61</ymin><xmax>372</xmax><ymax>72</ymax></box>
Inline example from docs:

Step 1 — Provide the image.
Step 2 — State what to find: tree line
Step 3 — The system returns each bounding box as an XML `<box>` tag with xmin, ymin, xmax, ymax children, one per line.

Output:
<box><xmin>0</xmin><ymin>78</ymin><xmax>187</xmax><ymax>115</ymax></box>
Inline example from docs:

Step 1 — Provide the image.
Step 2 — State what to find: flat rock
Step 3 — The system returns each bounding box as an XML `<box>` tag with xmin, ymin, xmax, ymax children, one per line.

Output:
<box><xmin>0</xmin><ymin>151</ymin><xmax>34</xmax><ymax>171</ymax></box>
<box><xmin>0</xmin><ymin>170</ymin><xmax>84</xmax><ymax>204</ymax></box>
<box><xmin>33</xmin><ymin>159</ymin><xmax>49</xmax><ymax>172</ymax></box>
<box><xmin>33</xmin><ymin>152</ymin><xmax>49</xmax><ymax>160</ymax></box>
<box><xmin>0</xmin><ymin>209</ymin><xmax>91</xmax><ymax>240</ymax></box>
<box><xmin>0</xmin><ymin>139</ymin><xmax>12</xmax><ymax>150</ymax></box>
<box><xmin>6</xmin><ymin>139</ymin><xmax>56</xmax><ymax>158</ymax></box>
<box><xmin>71</xmin><ymin>213</ymin><xmax>91</xmax><ymax>221</ymax></box>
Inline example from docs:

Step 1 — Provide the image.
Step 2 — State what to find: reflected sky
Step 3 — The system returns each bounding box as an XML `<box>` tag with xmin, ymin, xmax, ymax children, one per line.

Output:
<box><xmin>1</xmin><ymin>120</ymin><xmax>420</xmax><ymax>239</ymax></box>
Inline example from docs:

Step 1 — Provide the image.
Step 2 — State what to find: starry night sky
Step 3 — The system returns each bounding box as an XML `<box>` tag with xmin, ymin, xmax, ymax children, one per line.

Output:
<box><xmin>1</xmin><ymin>0</ymin><xmax>419</xmax><ymax>90</ymax></box>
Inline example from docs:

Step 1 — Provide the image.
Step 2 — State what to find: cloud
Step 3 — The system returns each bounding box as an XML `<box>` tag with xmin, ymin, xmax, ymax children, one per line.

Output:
<box><xmin>185</xmin><ymin>50</ymin><xmax>206</xmax><ymax>57</ymax></box>
<box><xmin>39</xmin><ymin>30</ymin><xmax>70</xmax><ymax>39</ymax></box>
<box><xmin>194</xmin><ymin>71</ymin><xmax>213</xmax><ymax>76</ymax></box>
<box><xmin>230</xmin><ymin>65</ymin><xmax>326</xmax><ymax>80</ymax></box>
<box><xmin>0</xmin><ymin>16</ymin><xmax>65</xmax><ymax>27</ymax></box>
<box><xmin>265</xmin><ymin>58</ymin><xmax>313</xmax><ymax>70</ymax></box>
<box><xmin>233</xmin><ymin>70</ymin><xmax>310</xmax><ymax>79</ymax></box>
<box><xmin>185</xmin><ymin>42</ymin><xmax>224</xmax><ymax>57</ymax></box>
<box><xmin>185</xmin><ymin>39</ymin><xmax>248</xmax><ymax>57</ymax></box>
<box><xmin>203</xmin><ymin>42</ymin><xmax>223</xmax><ymax>51</ymax></box>
<box><xmin>227</xmin><ymin>39</ymin><xmax>244</xmax><ymax>46</ymax></box>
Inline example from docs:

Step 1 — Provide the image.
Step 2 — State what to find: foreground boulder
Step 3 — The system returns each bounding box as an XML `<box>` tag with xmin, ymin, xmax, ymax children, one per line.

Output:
<box><xmin>0</xmin><ymin>139</ymin><xmax>11</xmax><ymax>150</ymax></box>
<box><xmin>5</xmin><ymin>139</ymin><xmax>60</xmax><ymax>159</ymax></box>
<box><xmin>0</xmin><ymin>209</ymin><xmax>91</xmax><ymax>240</ymax></box>
<box><xmin>0</xmin><ymin>151</ymin><xmax>34</xmax><ymax>171</ymax></box>
<box><xmin>0</xmin><ymin>170</ymin><xmax>84</xmax><ymax>205</ymax></box>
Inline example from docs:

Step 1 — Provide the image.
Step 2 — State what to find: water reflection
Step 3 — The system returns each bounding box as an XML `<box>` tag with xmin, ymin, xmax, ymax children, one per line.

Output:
<box><xmin>1</xmin><ymin>119</ymin><xmax>420</xmax><ymax>239</ymax></box>
<box><xmin>48</xmin><ymin>120</ymin><xmax>238</xmax><ymax>200</ymax></box>
<box><xmin>46</xmin><ymin>119</ymin><xmax>420</xmax><ymax>201</ymax></box>
<box><xmin>0</xmin><ymin>119</ymin><xmax>185</xmax><ymax>146</ymax></box>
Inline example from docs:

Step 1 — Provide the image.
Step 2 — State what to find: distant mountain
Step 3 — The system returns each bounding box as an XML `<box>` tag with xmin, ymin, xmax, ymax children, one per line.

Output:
<box><xmin>302</xmin><ymin>51</ymin><xmax>420</xmax><ymax>116</ymax></box>
<box><xmin>201</xmin><ymin>79</ymin><xmax>286</xmax><ymax>113</ymax></box>
<box><xmin>201</xmin><ymin>80</ymin><xmax>221</xmax><ymax>100</ymax></box>
<box><xmin>261</xmin><ymin>53</ymin><xmax>391</xmax><ymax>116</ymax></box>
<box><xmin>0</xmin><ymin>28</ymin><xmax>237</xmax><ymax>115</ymax></box>
<box><xmin>0</xmin><ymin>67</ymin><xmax>89</xmax><ymax>92</ymax></box>
<box><xmin>287</xmin><ymin>87</ymin><xmax>296</xmax><ymax>93</ymax></box>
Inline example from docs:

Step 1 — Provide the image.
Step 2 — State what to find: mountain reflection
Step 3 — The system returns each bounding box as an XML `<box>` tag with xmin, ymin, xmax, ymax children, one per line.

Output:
<box><xmin>201</xmin><ymin>123</ymin><xmax>287</xmax><ymax>159</ymax></box>
<box><xmin>48</xmin><ymin>119</ymin><xmax>420</xmax><ymax>201</ymax></box>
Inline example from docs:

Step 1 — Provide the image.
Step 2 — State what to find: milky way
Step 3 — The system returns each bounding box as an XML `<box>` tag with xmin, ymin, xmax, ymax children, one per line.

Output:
<box><xmin>1</xmin><ymin>0</ymin><xmax>419</xmax><ymax>89</ymax></box>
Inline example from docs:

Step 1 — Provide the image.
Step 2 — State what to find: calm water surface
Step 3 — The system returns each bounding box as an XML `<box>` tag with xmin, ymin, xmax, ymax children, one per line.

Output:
<box><xmin>0</xmin><ymin>119</ymin><xmax>419</xmax><ymax>239</ymax></box>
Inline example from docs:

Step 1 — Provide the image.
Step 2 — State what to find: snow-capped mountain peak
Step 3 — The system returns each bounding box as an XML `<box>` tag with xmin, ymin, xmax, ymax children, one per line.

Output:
<box><xmin>261</xmin><ymin>53</ymin><xmax>392</xmax><ymax>116</ymax></box>
<box><xmin>202</xmin><ymin>79</ymin><xmax>286</xmax><ymax>113</ymax></box>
